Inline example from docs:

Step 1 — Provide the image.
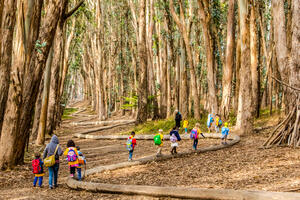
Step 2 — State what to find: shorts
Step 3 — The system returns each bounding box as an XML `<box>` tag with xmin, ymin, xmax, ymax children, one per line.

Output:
<box><xmin>171</xmin><ymin>142</ymin><xmax>178</xmax><ymax>147</ymax></box>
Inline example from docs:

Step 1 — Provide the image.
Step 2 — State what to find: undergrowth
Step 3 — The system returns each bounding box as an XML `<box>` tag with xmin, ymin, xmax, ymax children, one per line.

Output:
<box><xmin>123</xmin><ymin>108</ymin><xmax>282</xmax><ymax>135</ymax></box>
<box><xmin>62</xmin><ymin>107</ymin><xmax>78</xmax><ymax>120</ymax></box>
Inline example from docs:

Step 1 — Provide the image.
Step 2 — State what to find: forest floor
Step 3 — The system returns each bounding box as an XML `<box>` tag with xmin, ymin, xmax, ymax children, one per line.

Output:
<box><xmin>1</xmin><ymin>103</ymin><xmax>299</xmax><ymax>200</ymax></box>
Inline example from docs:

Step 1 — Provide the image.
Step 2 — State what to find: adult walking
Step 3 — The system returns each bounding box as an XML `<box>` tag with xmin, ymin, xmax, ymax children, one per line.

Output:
<box><xmin>43</xmin><ymin>135</ymin><xmax>63</xmax><ymax>189</ymax></box>
<box><xmin>175</xmin><ymin>110</ymin><xmax>182</xmax><ymax>128</ymax></box>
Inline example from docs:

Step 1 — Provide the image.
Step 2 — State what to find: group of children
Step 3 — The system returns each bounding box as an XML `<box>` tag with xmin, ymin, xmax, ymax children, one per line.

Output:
<box><xmin>33</xmin><ymin>113</ymin><xmax>230</xmax><ymax>186</ymax></box>
<box><xmin>126</xmin><ymin>113</ymin><xmax>230</xmax><ymax>160</ymax></box>
<box><xmin>32</xmin><ymin>139</ymin><xmax>86</xmax><ymax>188</ymax></box>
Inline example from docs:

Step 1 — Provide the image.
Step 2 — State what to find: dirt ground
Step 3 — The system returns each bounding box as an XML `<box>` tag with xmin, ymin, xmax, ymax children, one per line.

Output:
<box><xmin>1</xmin><ymin>104</ymin><xmax>300</xmax><ymax>200</ymax></box>
<box><xmin>91</xmin><ymin>131</ymin><xmax>300</xmax><ymax>193</ymax></box>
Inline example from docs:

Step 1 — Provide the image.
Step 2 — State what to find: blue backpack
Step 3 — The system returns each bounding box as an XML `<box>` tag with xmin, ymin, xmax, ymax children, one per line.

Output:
<box><xmin>190</xmin><ymin>128</ymin><xmax>198</xmax><ymax>139</ymax></box>
<box><xmin>126</xmin><ymin>137</ymin><xmax>133</xmax><ymax>151</ymax></box>
<box><xmin>67</xmin><ymin>148</ymin><xmax>78</xmax><ymax>162</ymax></box>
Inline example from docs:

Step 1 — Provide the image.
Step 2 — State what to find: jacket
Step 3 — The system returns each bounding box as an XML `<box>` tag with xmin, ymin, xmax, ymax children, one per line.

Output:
<box><xmin>43</xmin><ymin>135</ymin><xmax>63</xmax><ymax>162</ymax></box>
<box><xmin>64</xmin><ymin>147</ymin><xmax>79</xmax><ymax>166</ymax></box>
<box><xmin>169</xmin><ymin>130</ymin><xmax>181</xmax><ymax>141</ymax></box>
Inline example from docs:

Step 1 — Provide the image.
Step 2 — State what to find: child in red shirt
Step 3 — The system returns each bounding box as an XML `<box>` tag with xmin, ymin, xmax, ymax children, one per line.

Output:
<box><xmin>126</xmin><ymin>131</ymin><xmax>137</xmax><ymax>161</ymax></box>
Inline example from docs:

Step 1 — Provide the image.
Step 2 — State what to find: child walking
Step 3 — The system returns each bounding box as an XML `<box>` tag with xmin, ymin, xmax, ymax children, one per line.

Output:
<box><xmin>32</xmin><ymin>152</ymin><xmax>44</xmax><ymax>187</ymax></box>
<box><xmin>154</xmin><ymin>129</ymin><xmax>164</xmax><ymax>157</ymax></box>
<box><xmin>207</xmin><ymin>114</ymin><xmax>214</xmax><ymax>133</ymax></box>
<box><xmin>215</xmin><ymin>114</ymin><xmax>222</xmax><ymax>133</ymax></box>
<box><xmin>221</xmin><ymin>122</ymin><xmax>230</xmax><ymax>144</ymax></box>
<box><xmin>64</xmin><ymin>140</ymin><xmax>79</xmax><ymax>178</ymax></box>
<box><xmin>183</xmin><ymin>119</ymin><xmax>189</xmax><ymax>134</ymax></box>
<box><xmin>126</xmin><ymin>131</ymin><xmax>137</xmax><ymax>161</ymax></box>
<box><xmin>169</xmin><ymin>127</ymin><xmax>181</xmax><ymax>154</ymax></box>
<box><xmin>190</xmin><ymin>123</ymin><xmax>205</xmax><ymax>150</ymax></box>
<box><xmin>76</xmin><ymin>146</ymin><xmax>86</xmax><ymax>181</ymax></box>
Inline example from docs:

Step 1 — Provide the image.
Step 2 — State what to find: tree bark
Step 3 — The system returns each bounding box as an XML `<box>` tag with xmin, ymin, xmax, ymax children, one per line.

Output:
<box><xmin>236</xmin><ymin>0</ymin><xmax>254</xmax><ymax>134</ymax></box>
<box><xmin>197</xmin><ymin>0</ymin><xmax>218</xmax><ymax>115</ymax></box>
<box><xmin>0</xmin><ymin>0</ymin><xmax>63</xmax><ymax>169</ymax></box>
<box><xmin>36</xmin><ymin>46</ymin><xmax>54</xmax><ymax>145</ymax></box>
<box><xmin>220</xmin><ymin>0</ymin><xmax>235</xmax><ymax>119</ymax></box>
<box><xmin>0</xmin><ymin>0</ymin><xmax>17</xmax><ymax>136</ymax></box>
<box><xmin>136</xmin><ymin>0</ymin><xmax>148</xmax><ymax>124</ymax></box>
<box><xmin>170</xmin><ymin>0</ymin><xmax>200</xmax><ymax>119</ymax></box>
<box><xmin>250</xmin><ymin>2</ymin><xmax>259</xmax><ymax>117</ymax></box>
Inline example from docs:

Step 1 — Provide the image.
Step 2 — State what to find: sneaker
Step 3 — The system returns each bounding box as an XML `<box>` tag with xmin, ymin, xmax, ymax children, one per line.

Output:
<box><xmin>49</xmin><ymin>186</ymin><xmax>53</xmax><ymax>190</ymax></box>
<box><xmin>128</xmin><ymin>158</ymin><xmax>132</xmax><ymax>161</ymax></box>
<box><xmin>54</xmin><ymin>184</ymin><xmax>58</xmax><ymax>188</ymax></box>
<box><xmin>33</xmin><ymin>185</ymin><xmax>36</xmax><ymax>187</ymax></box>
<box><xmin>70</xmin><ymin>174</ymin><xmax>74</xmax><ymax>178</ymax></box>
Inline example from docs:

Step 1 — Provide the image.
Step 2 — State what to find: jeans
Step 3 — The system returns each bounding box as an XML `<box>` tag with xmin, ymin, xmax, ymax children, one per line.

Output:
<box><xmin>193</xmin><ymin>139</ymin><xmax>198</xmax><ymax>150</ymax></box>
<box><xmin>33</xmin><ymin>176</ymin><xmax>43</xmax><ymax>187</ymax></box>
<box><xmin>48</xmin><ymin>163</ymin><xmax>59</xmax><ymax>187</ymax></box>
<box><xmin>77</xmin><ymin>168</ymin><xmax>82</xmax><ymax>181</ymax></box>
<box><xmin>129</xmin><ymin>150</ymin><xmax>133</xmax><ymax>160</ymax></box>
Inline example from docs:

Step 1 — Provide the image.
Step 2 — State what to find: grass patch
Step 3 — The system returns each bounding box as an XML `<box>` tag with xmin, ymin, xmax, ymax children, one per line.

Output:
<box><xmin>62</xmin><ymin>107</ymin><xmax>78</xmax><ymax>120</ymax></box>
<box><xmin>123</xmin><ymin>115</ymin><xmax>210</xmax><ymax>135</ymax></box>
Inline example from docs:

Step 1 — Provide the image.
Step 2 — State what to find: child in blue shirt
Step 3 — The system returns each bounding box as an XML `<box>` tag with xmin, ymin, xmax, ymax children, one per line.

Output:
<box><xmin>207</xmin><ymin>114</ymin><xmax>214</xmax><ymax>133</ymax></box>
<box><xmin>221</xmin><ymin>122</ymin><xmax>229</xmax><ymax>145</ymax></box>
<box><xmin>76</xmin><ymin>146</ymin><xmax>86</xmax><ymax>181</ymax></box>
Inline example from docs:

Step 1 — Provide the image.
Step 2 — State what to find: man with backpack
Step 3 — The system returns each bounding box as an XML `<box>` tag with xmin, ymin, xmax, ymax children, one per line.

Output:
<box><xmin>175</xmin><ymin>110</ymin><xmax>182</xmax><ymax>128</ymax></box>
<box><xmin>43</xmin><ymin>135</ymin><xmax>63</xmax><ymax>189</ymax></box>
<box><xmin>126</xmin><ymin>131</ymin><xmax>137</xmax><ymax>161</ymax></box>
<box><xmin>154</xmin><ymin>129</ymin><xmax>164</xmax><ymax>157</ymax></box>
<box><xmin>32</xmin><ymin>152</ymin><xmax>44</xmax><ymax>187</ymax></box>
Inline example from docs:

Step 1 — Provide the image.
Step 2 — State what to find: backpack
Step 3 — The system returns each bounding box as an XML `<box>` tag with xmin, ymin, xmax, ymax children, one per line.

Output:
<box><xmin>78</xmin><ymin>156</ymin><xmax>85</xmax><ymax>165</ymax></box>
<box><xmin>126</xmin><ymin>137</ymin><xmax>133</xmax><ymax>151</ymax></box>
<box><xmin>154</xmin><ymin>134</ymin><xmax>162</xmax><ymax>145</ymax></box>
<box><xmin>67</xmin><ymin>148</ymin><xmax>78</xmax><ymax>162</ymax></box>
<box><xmin>190</xmin><ymin>128</ymin><xmax>198</xmax><ymax>139</ymax></box>
<box><xmin>218</xmin><ymin>119</ymin><xmax>223</xmax><ymax>126</ymax></box>
<box><xmin>170</xmin><ymin>134</ymin><xmax>177</xmax><ymax>143</ymax></box>
<box><xmin>32</xmin><ymin>159</ymin><xmax>42</xmax><ymax>174</ymax></box>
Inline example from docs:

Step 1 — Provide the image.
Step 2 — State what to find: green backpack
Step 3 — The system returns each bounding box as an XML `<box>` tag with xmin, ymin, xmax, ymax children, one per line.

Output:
<box><xmin>154</xmin><ymin>134</ymin><xmax>162</xmax><ymax>145</ymax></box>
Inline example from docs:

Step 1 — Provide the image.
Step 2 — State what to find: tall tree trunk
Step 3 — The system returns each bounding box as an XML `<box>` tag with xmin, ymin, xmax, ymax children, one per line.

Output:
<box><xmin>0</xmin><ymin>0</ymin><xmax>17</xmax><ymax>136</ymax></box>
<box><xmin>220</xmin><ymin>0</ymin><xmax>235</xmax><ymax>119</ymax></box>
<box><xmin>250</xmin><ymin>2</ymin><xmax>259</xmax><ymax>117</ymax></box>
<box><xmin>32</xmin><ymin>78</ymin><xmax>44</xmax><ymax>140</ymax></box>
<box><xmin>170</xmin><ymin>0</ymin><xmax>200</xmax><ymax>119</ymax></box>
<box><xmin>236</xmin><ymin>0</ymin><xmax>253</xmax><ymax>134</ymax></box>
<box><xmin>136</xmin><ymin>0</ymin><xmax>148</xmax><ymax>124</ymax></box>
<box><xmin>180</xmin><ymin>39</ymin><xmax>188</xmax><ymax>118</ymax></box>
<box><xmin>197</xmin><ymin>0</ymin><xmax>218</xmax><ymax>115</ymax></box>
<box><xmin>272</xmin><ymin>0</ymin><xmax>291</xmax><ymax>112</ymax></box>
<box><xmin>160</xmin><ymin>39</ymin><xmax>168</xmax><ymax>118</ymax></box>
<box><xmin>0</xmin><ymin>0</ymin><xmax>63</xmax><ymax>169</ymax></box>
<box><xmin>289</xmin><ymin>0</ymin><xmax>300</xmax><ymax>102</ymax></box>
<box><xmin>36</xmin><ymin>46</ymin><xmax>54</xmax><ymax>145</ymax></box>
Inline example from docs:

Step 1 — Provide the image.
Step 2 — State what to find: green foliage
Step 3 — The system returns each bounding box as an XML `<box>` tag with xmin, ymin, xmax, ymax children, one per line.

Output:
<box><xmin>62</xmin><ymin>108</ymin><xmax>78</xmax><ymax>120</ymax></box>
<box><xmin>121</xmin><ymin>96</ymin><xmax>138</xmax><ymax>110</ymax></box>
<box><xmin>35</xmin><ymin>40</ymin><xmax>47</xmax><ymax>54</ymax></box>
<box><xmin>126</xmin><ymin>118</ymin><xmax>175</xmax><ymax>135</ymax></box>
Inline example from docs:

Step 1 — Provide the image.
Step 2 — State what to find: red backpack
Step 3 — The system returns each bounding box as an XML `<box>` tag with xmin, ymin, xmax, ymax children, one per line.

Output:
<box><xmin>32</xmin><ymin>159</ymin><xmax>42</xmax><ymax>174</ymax></box>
